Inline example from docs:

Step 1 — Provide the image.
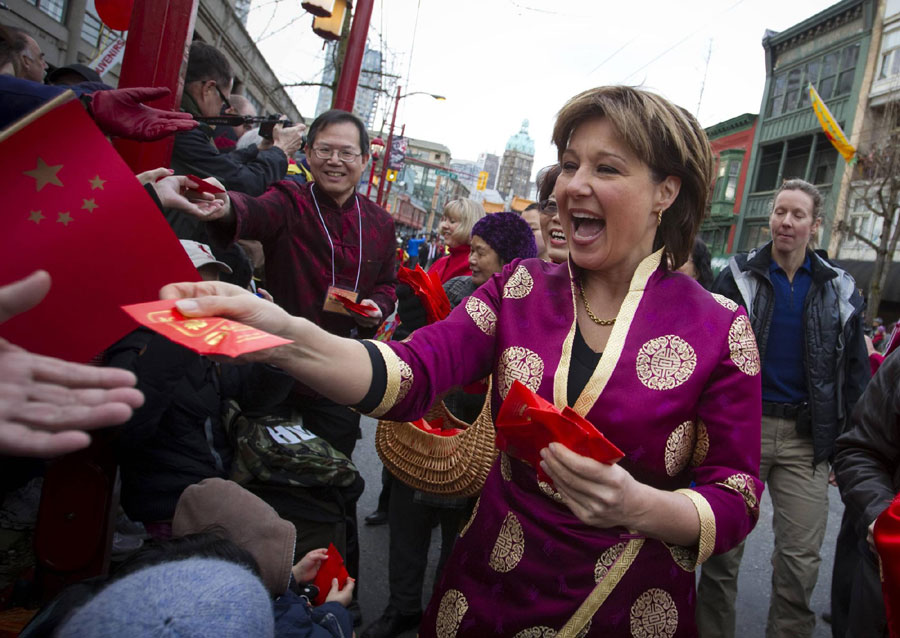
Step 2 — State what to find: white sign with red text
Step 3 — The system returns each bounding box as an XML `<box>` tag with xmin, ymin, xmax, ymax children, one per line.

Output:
<box><xmin>89</xmin><ymin>38</ymin><xmax>127</xmax><ymax>78</ymax></box>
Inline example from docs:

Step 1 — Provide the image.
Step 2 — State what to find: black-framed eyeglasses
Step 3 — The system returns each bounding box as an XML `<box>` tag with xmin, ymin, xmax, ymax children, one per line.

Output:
<box><xmin>539</xmin><ymin>199</ymin><xmax>558</xmax><ymax>215</ymax></box>
<box><xmin>214</xmin><ymin>84</ymin><xmax>232</xmax><ymax>113</ymax></box>
<box><xmin>311</xmin><ymin>145</ymin><xmax>362</xmax><ymax>163</ymax></box>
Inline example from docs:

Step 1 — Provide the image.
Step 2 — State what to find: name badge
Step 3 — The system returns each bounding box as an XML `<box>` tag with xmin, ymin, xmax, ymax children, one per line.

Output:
<box><xmin>323</xmin><ymin>286</ymin><xmax>358</xmax><ymax>315</ymax></box>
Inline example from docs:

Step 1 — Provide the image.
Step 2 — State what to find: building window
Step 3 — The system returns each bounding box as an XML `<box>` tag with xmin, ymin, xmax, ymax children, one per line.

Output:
<box><xmin>25</xmin><ymin>0</ymin><xmax>66</xmax><ymax>22</ymax></box>
<box><xmin>713</xmin><ymin>156</ymin><xmax>742</xmax><ymax>203</ymax></box>
<box><xmin>753</xmin><ymin>133</ymin><xmax>838</xmax><ymax>193</ymax></box>
<box><xmin>755</xmin><ymin>143</ymin><xmax>782</xmax><ymax>192</ymax></box>
<box><xmin>880</xmin><ymin>30</ymin><xmax>900</xmax><ymax>79</ymax></box>
<box><xmin>768</xmin><ymin>43</ymin><xmax>860</xmax><ymax>117</ymax></box>
<box><xmin>740</xmin><ymin>224</ymin><xmax>772</xmax><ymax>251</ymax></box>
<box><xmin>81</xmin><ymin>0</ymin><xmax>119</xmax><ymax>47</ymax></box>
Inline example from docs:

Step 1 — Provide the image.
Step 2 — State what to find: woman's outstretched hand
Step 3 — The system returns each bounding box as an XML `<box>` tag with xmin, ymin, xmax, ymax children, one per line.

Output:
<box><xmin>160</xmin><ymin>281</ymin><xmax>296</xmax><ymax>363</ymax></box>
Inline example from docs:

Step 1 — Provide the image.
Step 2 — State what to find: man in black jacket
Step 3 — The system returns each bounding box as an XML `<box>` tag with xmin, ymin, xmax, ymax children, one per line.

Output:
<box><xmin>168</xmin><ymin>42</ymin><xmax>305</xmax><ymax>241</ymax></box>
<box><xmin>696</xmin><ymin>179</ymin><xmax>870</xmax><ymax>638</ymax></box>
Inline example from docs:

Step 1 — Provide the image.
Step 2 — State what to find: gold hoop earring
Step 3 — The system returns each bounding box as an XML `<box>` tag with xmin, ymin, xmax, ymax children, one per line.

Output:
<box><xmin>657</xmin><ymin>209</ymin><xmax>664</xmax><ymax>225</ymax></box>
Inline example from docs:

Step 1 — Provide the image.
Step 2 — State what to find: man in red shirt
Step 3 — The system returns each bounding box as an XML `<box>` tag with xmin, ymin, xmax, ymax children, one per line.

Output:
<box><xmin>186</xmin><ymin>109</ymin><xmax>397</xmax><ymax>458</ymax></box>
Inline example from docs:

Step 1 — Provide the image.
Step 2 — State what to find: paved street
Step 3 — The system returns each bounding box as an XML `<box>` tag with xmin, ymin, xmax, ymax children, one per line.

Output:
<box><xmin>354</xmin><ymin>415</ymin><xmax>843</xmax><ymax>637</ymax></box>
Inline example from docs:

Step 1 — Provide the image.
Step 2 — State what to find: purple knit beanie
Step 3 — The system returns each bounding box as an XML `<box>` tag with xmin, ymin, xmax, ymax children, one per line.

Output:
<box><xmin>471</xmin><ymin>212</ymin><xmax>538</xmax><ymax>263</ymax></box>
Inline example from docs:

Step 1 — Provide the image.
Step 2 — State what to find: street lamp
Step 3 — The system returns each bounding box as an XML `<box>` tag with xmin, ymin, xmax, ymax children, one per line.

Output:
<box><xmin>376</xmin><ymin>85</ymin><xmax>445</xmax><ymax>208</ymax></box>
<box><xmin>366</xmin><ymin>136</ymin><xmax>385</xmax><ymax>200</ymax></box>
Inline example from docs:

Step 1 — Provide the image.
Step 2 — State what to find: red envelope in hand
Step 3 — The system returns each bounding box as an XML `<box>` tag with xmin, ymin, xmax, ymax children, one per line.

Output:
<box><xmin>397</xmin><ymin>265</ymin><xmax>451</xmax><ymax>324</ymax></box>
<box><xmin>121</xmin><ymin>299</ymin><xmax>292</xmax><ymax>356</ymax></box>
<box><xmin>495</xmin><ymin>380</ymin><xmax>624</xmax><ymax>482</ymax></box>
<box><xmin>185</xmin><ymin>174</ymin><xmax>225</xmax><ymax>194</ymax></box>
<box><xmin>329</xmin><ymin>293</ymin><xmax>376</xmax><ymax>317</ymax></box>
<box><xmin>313</xmin><ymin>543</ymin><xmax>350</xmax><ymax>606</ymax></box>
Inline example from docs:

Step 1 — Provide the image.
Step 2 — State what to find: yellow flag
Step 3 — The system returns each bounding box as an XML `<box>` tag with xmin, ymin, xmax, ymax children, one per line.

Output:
<box><xmin>809</xmin><ymin>83</ymin><xmax>856</xmax><ymax>162</ymax></box>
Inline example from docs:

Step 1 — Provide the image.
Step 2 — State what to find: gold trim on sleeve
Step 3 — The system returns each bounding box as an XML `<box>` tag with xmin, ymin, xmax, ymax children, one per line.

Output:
<box><xmin>553</xmin><ymin>273</ymin><xmax>579</xmax><ymax>409</ymax></box>
<box><xmin>675</xmin><ymin>488</ymin><xmax>716</xmax><ymax>565</ymax></box>
<box><xmin>364</xmin><ymin>340</ymin><xmax>412</xmax><ymax>418</ymax></box>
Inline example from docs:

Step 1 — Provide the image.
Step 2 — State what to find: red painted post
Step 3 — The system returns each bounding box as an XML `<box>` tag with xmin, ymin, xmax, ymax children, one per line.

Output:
<box><xmin>332</xmin><ymin>0</ymin><xmax>374</xmax><ymax>111</ymax></box>
<box><xmin>376</xmin><ymin>85</ymin><xmax>401</xmax><ymax>207</ymax></box>
<box><xmin>113</xmin><ymin>0</ymin><xmax>199</xmax><ymax>173</ymax></box>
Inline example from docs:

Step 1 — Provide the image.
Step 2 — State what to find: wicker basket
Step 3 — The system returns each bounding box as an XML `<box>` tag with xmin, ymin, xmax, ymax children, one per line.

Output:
<box><xmin>375</xmin><ymin>383</ymin><xmax>498</xmax><ymax>497</ymax></box>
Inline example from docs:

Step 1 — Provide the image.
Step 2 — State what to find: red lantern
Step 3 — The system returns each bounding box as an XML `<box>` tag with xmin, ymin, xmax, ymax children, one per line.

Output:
<box><xmin>95</xmin><ymin>0</ymin><xmax>135</xmax><ymax>31</ymax></box>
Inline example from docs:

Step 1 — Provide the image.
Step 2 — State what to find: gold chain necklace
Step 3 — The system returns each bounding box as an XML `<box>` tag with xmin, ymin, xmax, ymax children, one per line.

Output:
<box><xmin>578</xmin><ymin>277</ymin><xmax>616</xmax><ymax>326</ymax></box>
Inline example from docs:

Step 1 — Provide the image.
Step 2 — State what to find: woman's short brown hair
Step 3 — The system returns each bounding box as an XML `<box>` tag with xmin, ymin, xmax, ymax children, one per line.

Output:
<box><xmin>552</xmin><ymin>86</ymin><xmax>714</xmax><ymax>269</ymax></box>
<box><xmin>443</xmin><ymin>198</ymin><xmax>485</xmax><ymax>245</ymax></box>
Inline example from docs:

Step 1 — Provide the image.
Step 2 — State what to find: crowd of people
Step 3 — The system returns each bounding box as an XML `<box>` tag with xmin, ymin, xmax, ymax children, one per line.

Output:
<box><xmin>2</xmin><ymin>21</ymin><xmax>900</xmax><ymax>638</ymax></box>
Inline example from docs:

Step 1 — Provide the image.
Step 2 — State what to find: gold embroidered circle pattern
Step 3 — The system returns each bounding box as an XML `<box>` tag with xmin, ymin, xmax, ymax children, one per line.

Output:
<box><xmin>435</xmin><ymin>589</ymin><xmax>468</xmax><ymax>638</ymax></box>
<box><xmin>465</xmin><ymin>296</ymin><xmax>497</xmax><ymax>336</ymax></box>
<box><xmin>720</xmin><ymin>473</ymin><xmax>759</xmax><ymax>515</ymax></box>
<box><xmin>501</xmin><ymin>452</ymin><xmax>512</xmax><ymax>481</ymax></box>
<box><xmin>666</xmin><ymin>543</ymin><xmax>698</xmax><ymax>572</ymax></box>
<box><xmin>459</xmin><ymin>496</ymin><xmax>480</xmax><ymax>538</ymax></box>
<box><xmin>489</xmin><ymin>511</ymin><xmax>525</xmax><ymax>573</ymax></box>
<box><xmin>513</xmin><ymin>627</ymin><xmax>556</xmax><ymax>638</ymax></box>
<box><xmin>664</xmin><ymin>421</ymin><xmax>696</xmax><ymax>477</ymax></box>
<box><xmin>594</xmin><ymin>541</ymin><xmax>627</xmax><ymax>582</ymax></box>
<box><xmin>728</xmin><ymin>315</ymin><xmax>760</xmax><ymax>377</ymax></box>
<box><xmin>635</xmin><ymin>335</ymin><xmax>697</xmax><ymax>391</ymax></box>
<box><xmin>497</xmin><ymin>346</ymin><xmax>544</xmax><ymax>399</ymax></box>
<box><xmin>630</xmin><ymin>588</ymin><xmax>679</xmax><ymax>638</ymax></box>
<box><xmin>711</xmin><ymin>293</ymin><xmax>739</xmax><ymax>312</ymax></box>
<box><xmin>691</xmin><ymin>421</ymin><xmax>709</xmax><ymax>468</ymax></box>
<box><xmin>397</xmin><ymin>360</ymin><xmax>414</xmax><ymax>402</ymax></box>
<box><xmin>503</xmin><ymin>265</ymin><xmax>534</xmax><ymax>299</ymax></box>
<box><xmin>538</xmin><ymin>480</ymin><xmax>565</xmax><ymax>503</ymax></box>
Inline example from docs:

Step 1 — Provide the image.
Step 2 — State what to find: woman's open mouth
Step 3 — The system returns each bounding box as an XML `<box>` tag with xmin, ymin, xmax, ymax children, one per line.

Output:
<box><xmin>571</xmin><ymin>211</ymin><xmax>606</xmax><ymax>241</ymax></box>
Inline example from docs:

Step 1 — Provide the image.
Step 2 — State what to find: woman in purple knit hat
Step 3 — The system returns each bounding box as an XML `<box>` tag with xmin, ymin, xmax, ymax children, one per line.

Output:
<box><xmin>161</xmin><ymin>86</ymin><xmax>763</xmax><ymax>637</ymax></box>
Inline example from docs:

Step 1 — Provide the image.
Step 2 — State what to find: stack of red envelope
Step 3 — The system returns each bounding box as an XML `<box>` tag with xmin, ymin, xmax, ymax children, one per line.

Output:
<box><xmin>397</xmin><ymin>265</ymin><xmax>451</xmax><ymax>324</ymax></box>
<box><xmin>121</xmin><ymin>299</ymin><xmax>292</xmax><ymax>357</ymax></box>
<box><xmin>312</xmin><ymin>543</ymin><xmax>351</xmax><ymax>606</ymax></box>
<box><xmin>495</xmin><ymin>380</ymin><xmax>624</xmax><ymax>482</ymax></box>
<box><xmin>410</xmin><ymin>415</ymin><xmax>462</xmax><ymax>437</ymax></box>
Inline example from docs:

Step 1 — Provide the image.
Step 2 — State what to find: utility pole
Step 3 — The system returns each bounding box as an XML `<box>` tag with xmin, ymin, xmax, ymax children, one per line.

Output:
<box><xmin>333</xmin><ymin>0</ymin><xmax>374</xmax><ymax>111</ymax></box>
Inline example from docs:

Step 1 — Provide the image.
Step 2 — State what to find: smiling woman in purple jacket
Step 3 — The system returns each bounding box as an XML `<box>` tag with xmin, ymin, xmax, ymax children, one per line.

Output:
<box><xmin>160</xmin><ymin>86</ymin><xmax>763</xmax><ymax>637</ymax></box>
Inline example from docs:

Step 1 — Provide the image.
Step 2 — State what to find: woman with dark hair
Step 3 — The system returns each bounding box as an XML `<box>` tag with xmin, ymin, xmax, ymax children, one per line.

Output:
<box><xmin>537</xmin><ymin>164</ymin><xmax>568</xmax><ymax>264</ymax></box>
<box><xmin>161</xmin><ymin>86</ymin><xmax>762</xmax><ymax>636</ymax></box>
<box><xmin>678</xmin><ymin>237</ymin><xmax>714</xmax><ymax>290</ymax></box>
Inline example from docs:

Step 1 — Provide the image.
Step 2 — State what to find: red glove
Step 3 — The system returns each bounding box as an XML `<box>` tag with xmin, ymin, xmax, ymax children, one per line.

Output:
<box><xmin>88</xmin><ymin>87</ymin><xmax>197</xmax><ymax>141</ymax></box>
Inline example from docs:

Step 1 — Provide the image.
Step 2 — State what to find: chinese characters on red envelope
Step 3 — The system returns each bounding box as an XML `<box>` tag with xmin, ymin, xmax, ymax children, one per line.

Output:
<box><xmin>495</xmin><ymin>380</ymin><xmax>624</xmax><ymax>483</ymax></box>
<box><xmin>121</xmin><ymin>299</ymin><xmax>292</xmax><ymax>356</ymax></box>
<box><xmin>312</xmin><ymin>543</ymin><xmax>350</xmax><ymax>606</ymax></box>
<box><xmin>397</xmin><ymin>265</ymin><xmax>451</xmax><ymax>324</ymax></box>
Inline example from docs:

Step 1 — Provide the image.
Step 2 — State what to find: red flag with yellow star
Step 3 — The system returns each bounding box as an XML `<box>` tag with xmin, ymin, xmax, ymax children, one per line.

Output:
<box><xmin>0</xmin><ymin>92</ymin><xmax>199</xmax><ymax>362</ymax></box>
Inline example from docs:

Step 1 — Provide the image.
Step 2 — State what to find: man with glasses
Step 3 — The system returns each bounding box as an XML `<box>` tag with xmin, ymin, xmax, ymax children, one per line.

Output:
<box><xmin>171</xmin><ymin>42</ymin><xmax>305</xmax><ymax>207</ymax></box>
<box><xmin>175</xmin><ymin>110</ymin><xmax>398</xmax><ymax>625</ymax></box>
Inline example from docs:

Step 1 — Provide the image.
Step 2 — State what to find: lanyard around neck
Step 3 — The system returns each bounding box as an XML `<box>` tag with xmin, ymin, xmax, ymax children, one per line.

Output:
<box><xmin>310</xmin><ymin>184</ymin><xmax>363</xmax><ymax>292</ymax></box>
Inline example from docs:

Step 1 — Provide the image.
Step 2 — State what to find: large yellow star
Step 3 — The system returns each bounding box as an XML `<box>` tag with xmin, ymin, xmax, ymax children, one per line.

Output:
<box><xmin>23</xmin><ymin>158</ymin><xmax>63</xmax><ymax>191</ymax></box>
<box><xmin>28</xmin><ymin>210</ymin><xmax>44</xmax><ymax>224</ymax></box>
<box><xmin>89</xmin><ymin>175</ymin><xmax>106</xmax><ymax>190</ymax></box>
<box><xmin>57</xmin><ymin>212</ymin><xmax>73</xmax><ymax>226</ymax></box>
<box><xmin>81</xmin><ymin>198</ymin><xmax>98</xmax><ymax>213</ymax></box>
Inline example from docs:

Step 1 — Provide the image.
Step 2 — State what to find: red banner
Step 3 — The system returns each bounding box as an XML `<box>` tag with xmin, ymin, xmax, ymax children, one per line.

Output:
<box><xmin>0</xmin><ymin>93</ymin><xmax>199</xmax><ymax>362</ymax></box>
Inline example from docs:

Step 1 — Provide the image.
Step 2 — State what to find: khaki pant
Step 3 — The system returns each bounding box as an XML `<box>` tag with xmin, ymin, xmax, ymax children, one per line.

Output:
<box><xmin>696</xmin><ymin>415</ymin><xmax>830</xmax><ymax>638</ymax></box>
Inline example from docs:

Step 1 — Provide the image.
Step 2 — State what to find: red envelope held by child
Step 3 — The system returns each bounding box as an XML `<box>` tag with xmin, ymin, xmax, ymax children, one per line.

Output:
<box><xmin>122</xmin><ymin>299</ymin><xmax>292</xmax><ymax>357</ymax></box>
<box><xmin>313</xmin><ymin>543</ymin><xmax>350</xmax><ymax>605</ymax></box>
<box><xmin>495</xmin><ymin>380</ymin><xmax>624</xmax><ymax>482</ymax></box>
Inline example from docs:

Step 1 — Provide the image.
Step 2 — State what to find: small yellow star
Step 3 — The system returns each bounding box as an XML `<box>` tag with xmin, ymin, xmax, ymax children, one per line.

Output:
<box><xmin>81</xmin><ymin>198</ymin><xmax>98</xmax><ymax>213</ymax></box>
<box><xmin>57</xmin><ymin>212</ymin><xmax>73</xmax><ymax>226</ymax></box>
<box><xmin>89</xmin><ymin>175</ymin><xmax>106</xmax><ymax>190</ymax></box>
<box><xmin>28</xmin><ymin>210</ymin><xmax>44</xmax><ymax>224</ymax></box>
<box><xmin>23</xmin><ymin>158</ymin><xmax>63</xmax><ymax>191</ymax></box>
